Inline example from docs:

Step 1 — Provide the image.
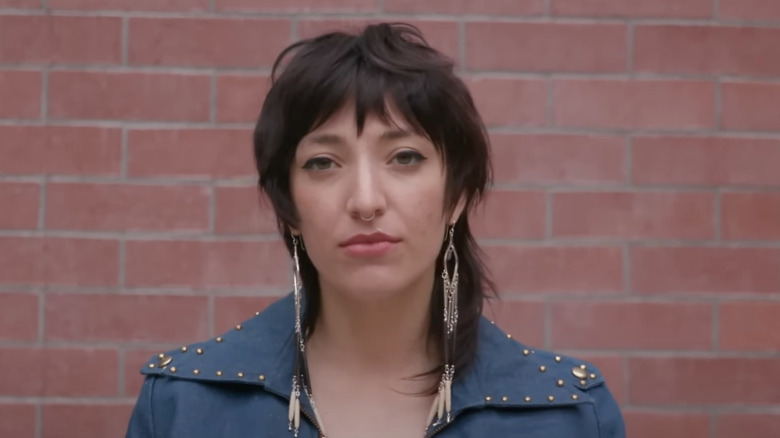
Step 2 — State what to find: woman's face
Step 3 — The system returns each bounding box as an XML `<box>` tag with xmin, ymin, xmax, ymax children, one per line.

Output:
<box><xmin>290</xmin><ymin>102</ymin><xmax>463</xmax><ymax>302</ymax></box>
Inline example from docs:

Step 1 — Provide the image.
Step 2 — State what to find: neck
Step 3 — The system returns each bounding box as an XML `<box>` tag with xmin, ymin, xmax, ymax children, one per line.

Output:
<box><xmin>306</xmin><ymin>278</ymin><xmax>438</xmax><ymax>377</ymax></box>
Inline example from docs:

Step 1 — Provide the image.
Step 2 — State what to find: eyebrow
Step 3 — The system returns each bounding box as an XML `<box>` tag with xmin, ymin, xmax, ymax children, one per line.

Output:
<box><xmin>301</xmin><ymin>128</ymin><xmax>415</xmax><ymax>148</ymax></box>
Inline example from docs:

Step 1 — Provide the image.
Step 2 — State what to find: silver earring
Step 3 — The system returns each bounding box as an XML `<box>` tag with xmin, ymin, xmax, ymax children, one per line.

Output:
<box><xmin>428</xmin><ymin>224</ymin><xmax>459</xmax><ymax>427</ymax></box>
<box><xmin>289</xmin><ymin>235</ymin><xmax>304</xmax><ymax>436</ymax></box>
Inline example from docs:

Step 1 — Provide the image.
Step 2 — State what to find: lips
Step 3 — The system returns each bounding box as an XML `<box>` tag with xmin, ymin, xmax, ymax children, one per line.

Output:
<box><xmin>339</xmin><ymin>232</ymin><xmax>401</xmax><ymax>247</ymax></box>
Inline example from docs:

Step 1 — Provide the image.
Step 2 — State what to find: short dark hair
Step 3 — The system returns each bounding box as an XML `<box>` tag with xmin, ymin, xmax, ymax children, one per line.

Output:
<box><xmin>253</xmin><ymin>22</ymin><xmax>496</xmax><ymax>392</ymax></box>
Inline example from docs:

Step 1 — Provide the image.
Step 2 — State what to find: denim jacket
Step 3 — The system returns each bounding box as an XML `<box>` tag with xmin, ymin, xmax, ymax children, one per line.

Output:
<box><xmin>125</xmin><ymin>294</ymin><xmax>626</xmax><ymax>437</ymax></box>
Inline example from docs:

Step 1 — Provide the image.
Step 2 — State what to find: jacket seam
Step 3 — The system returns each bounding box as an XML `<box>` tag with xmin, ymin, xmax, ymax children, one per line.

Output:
<box><xmin>147</xmin><ymin>376</ymin><xmax>158</xmax><ymax>438</ymax></box>
<box><xmin>591</xmin><ymin>388</ymin><xmax>603</xmax><ymax>438</ymax></box>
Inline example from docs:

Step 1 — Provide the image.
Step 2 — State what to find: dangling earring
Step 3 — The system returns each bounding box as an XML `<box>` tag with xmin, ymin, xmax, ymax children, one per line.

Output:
<box><xmin>288</xmin><ymin>234</ymin><xmax>304</xmax><ymax>436</ymax></box>
<box><xmin>428</xmin><ymin>223</ymin><xmax>459</xmax><ymax>427</ymax></box>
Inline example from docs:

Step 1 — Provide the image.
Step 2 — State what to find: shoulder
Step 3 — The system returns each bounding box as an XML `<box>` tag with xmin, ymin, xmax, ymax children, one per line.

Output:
<box><xmin>475</xmin><ymin>318</ymin><xmax>626</xmax><ymax>437</ymax></box>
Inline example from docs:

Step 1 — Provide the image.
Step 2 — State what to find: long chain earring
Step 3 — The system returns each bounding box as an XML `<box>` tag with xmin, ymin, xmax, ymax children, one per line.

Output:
<box><xmin>428</xmin><ymin>223</ymin><xmax>459</xmax><ymax>427</ymax></box>
<box><xmin>288</xmin><ymin>234</ymin><xmax>304</xmax><ymax>436</ymax></box>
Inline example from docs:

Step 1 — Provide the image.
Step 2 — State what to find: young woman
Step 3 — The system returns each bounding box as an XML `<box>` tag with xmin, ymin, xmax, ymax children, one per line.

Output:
<box><xmin>125</xmin><ymin>22</ymin><xmax>625</xmax><ymax>438</ymax></box>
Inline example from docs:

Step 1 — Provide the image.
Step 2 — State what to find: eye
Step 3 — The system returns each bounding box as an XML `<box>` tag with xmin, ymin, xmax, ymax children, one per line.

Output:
<box><xmin>302</xmin><ymin>157</ymin><xmax>335</xmax><ymax>171</ymax></box>
<box><xmin>391</xmin><ymin>150</ymin><xmax>426</xmax><ymax>166</ymax></box>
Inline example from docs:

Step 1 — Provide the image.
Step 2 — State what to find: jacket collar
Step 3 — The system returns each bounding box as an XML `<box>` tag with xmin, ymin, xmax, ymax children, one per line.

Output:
<box><xmin>142</xmin><ymin>294</ymin><xmax>604</xmax><ymax>414</ymax></box>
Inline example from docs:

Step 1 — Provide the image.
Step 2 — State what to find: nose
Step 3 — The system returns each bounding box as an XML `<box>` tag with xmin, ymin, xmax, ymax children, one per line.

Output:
<box><xmin>346</xmin><ymin>161</ymin><xmax>386</xmax><ymax>222</ymax></box>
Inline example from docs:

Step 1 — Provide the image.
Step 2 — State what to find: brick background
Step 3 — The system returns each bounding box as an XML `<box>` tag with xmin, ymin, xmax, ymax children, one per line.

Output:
<box><xmin>0</xmin><ymin>1</ymin><xmax>778</xmax><ymax>437</ymax></box>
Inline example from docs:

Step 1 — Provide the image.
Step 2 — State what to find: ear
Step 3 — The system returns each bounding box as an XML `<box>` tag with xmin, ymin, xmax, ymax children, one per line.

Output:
<box><xmin>448</xmin><ymin>194</ymin><xmax>468</xmax><ymax>225</ymax></box>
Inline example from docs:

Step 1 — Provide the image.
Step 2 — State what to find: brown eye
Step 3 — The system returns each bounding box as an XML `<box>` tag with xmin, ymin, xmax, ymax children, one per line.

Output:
<box><xmin>303</xmin><ymin>157</ymin><xmax>335</xmax><ymax>171</ymax></box>
<box><xmin>392</xmin><ymin>151</ymin><xmax>425</xmax><ymax>166</ymax></box>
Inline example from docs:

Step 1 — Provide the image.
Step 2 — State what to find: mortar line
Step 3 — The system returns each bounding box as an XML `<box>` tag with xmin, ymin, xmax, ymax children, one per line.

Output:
<box><xmin>121</xmin><ymin>17</ymin><xmax>129</xmax><ymax>66</ymax></box>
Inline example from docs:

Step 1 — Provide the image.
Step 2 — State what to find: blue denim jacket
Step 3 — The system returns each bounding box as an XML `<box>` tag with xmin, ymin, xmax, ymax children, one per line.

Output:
<box><xmin>125</xmin><ymin>295</ymin><xmax>626</xmax><ymax>437</ymax></box>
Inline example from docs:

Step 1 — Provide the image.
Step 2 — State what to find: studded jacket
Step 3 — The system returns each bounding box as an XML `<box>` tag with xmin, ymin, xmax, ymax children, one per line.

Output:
<box><xmin>125</xmin><ymin>295</ymin><xmax>626</xmax><ymax>438</ymax></box>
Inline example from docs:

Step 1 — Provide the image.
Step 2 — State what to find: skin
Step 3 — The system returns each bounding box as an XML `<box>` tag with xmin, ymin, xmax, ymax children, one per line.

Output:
<box><xmin>289</xmin><ymin>101</ymin><xmax>465</xmax><ymax>438</ymax></box>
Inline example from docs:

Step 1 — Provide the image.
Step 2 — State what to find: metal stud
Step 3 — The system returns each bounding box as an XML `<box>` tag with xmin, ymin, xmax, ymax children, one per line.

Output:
<box><xmin>557</xmin><ymin>379</ymin><xmax>565</xmax><ymax>387</ymax></box>
<box><xmin>589</xmin><ymin>373</ymin><xmax>597</xmax><ymax>379</ymax></box>
<box><xmin>148</xmin><ymin>363</ymin><xmax>155</xmax><ymax>368</ymax></box>
<box><xmin>506</xmin><ymin>334</ymin><xmax>512</xmax><ymax>339</ymax></box>
<box><xmin>157</xmin><ymin>353</ymin><xmax>165</xmax><ymax>359</ymax></box>
<box><xmin>255</xmin><ymin>311</ymin><xmax>260</xmax><ymax>316</ymax></box>
<box><xmin>580</xmin><ymin>380</ymin><xmax>587</xmax><ymax>386</ymax></box>
<box><xmin>579</xmin><ymin>364</ymin><xmax>587</xmax><ymax>370</ymax></box>
<box><xmin>169</xmin><ymin>367</ymin><xmax>177</xmax><ymax>373</ymax></box>
<box><xmin>572</xmin><ymin>366</ymin><xmax>588</xmax><ymax>379</ymax></box>
<box><xmin>196</xmin><ymin>348</ymin><xmax>203</xmax><ymax>355</ymax></box>
<box><xmin>490</xmin><ymin>320</ymin><xmax>495</xmax><ymax>325</ymax></box>
<box><xmin>216</xmin><ymin>371</ymin><xmax>223</xmax><ymax>376</ymax></box>
<box><xmin>501</xmin><ymin>396</ymin><xmax>508</xmax><ymax>402</ymax></box>
<box><xmin>237</xmin><ymin>372</ymin><xmax>244</xmax><ymax>378</ymax></box>
<box><xmin>571</xmin><ymin>394</ymin><xmax>579</xmax><ymax>400</ymax></box>
<box><xmin>539</xmin><ymin>365</ymin><xmax>547</xmax><ymax>372</ymax></box>
<box><xmin>258</xmin><ymin>375</ymin><xmax>265</xmax><ymax>381</ymax></box>
<box><xmin>547</xmin><ymin>396</ymin><xmax>555</xmax><ymax>402</ymax></box>
<box><xmin>523</xmin><ymin>349</ymin><xmax>530</xmax><ymax>356</ymax></box>
<box><xmin>158</xmin><ymin>356</ymin><xmax>173</xmax><ymax>368</ymax></box>
<box><xmin>554</xmin><ymin>356</ymin><xmax>562</xmax><ymax>363</ymax></box>
<box><xmin>485</xmin><ymin>396</ymin><xmax>492</xmax><ymax>402</ymax></box>
<box><xmin>235</xmin><ymin>325</ymin><xmax>242</xmax><ymax>331</ymax></box>
<box><xmin>193</xmin><ymin>369</ymin><xmax>200</xmax><ymax>375</ymax></box>
<box><xmin>216</xmin><ymin>337</ymin><xmax>223</xmax><ymax>343</ymax></box>
<box><xmin>524</xmin><ymin>396</ymin><xmax>531</xmax><ymax>402</ymax></box>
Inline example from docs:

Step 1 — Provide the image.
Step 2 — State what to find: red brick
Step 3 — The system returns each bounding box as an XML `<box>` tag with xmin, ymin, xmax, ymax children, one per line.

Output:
<box><xmin>214</xmin><ymin>295</ymin><xmax>279</xmax><ymax>333</ymax></box>
<box><xmin>124</xmin><ymin>240</ymin><xmax>289</xmax><ymax>288</ymax></box>
<box><xmin>214</xmin><ymin>186</ymin><xmax>278</xmax><ymax>235</ymax></box>
<box><xmin>48</xmin><ymin>71</ymin><xmax>210</xmax><ymax>121</ymax></box>
<box><xmin>42</xmin><ymin>404</ymin><xmax>133</xmax><ymax>438</ymax></box>
<box><xmin>466</xmin><ymin>22</ymin><xmax>626</xmax><ymax>73</ymax></box>
<box><xmin>215</xmin><ymin>75</ymin><xmax>270</xmax><ymax>123</ymax></box>
<box><xmin>490</xmin><ymin>134</ymin><xmax>626</xmax><ymax>185</ymax></box>
<box><xmin>554</xmin><ymin>79</ymin><xmax>715</xmax><ymax>130</ymax></box>
<box><xmin>0</xmin><ymin>0</ymin><xmax>38</xmax><ymax>7</ymax></box>
<box><xmin>384</xmin><ymin>0</ymin><xmax>544</xmax><ymax>14</ymax></box>
<box><xmin>298</xmin><ymin>20</ymin><xmax>460</xmax><ymax>65</ymax></box>
<box><xmin>0</xmin><ymin>237</ymin><xmax>118</xmax><ymax>286</ymax></box>
<box><xmin>216</xmin><ymin>0</ymin><xmax>375</xmax><ymax>12</ymax></box>
<box><xmin>485</xmin><ymin>246</ymin><xmax>623</xmax><ymax>294</ymax></box>
<box><xmin>0</xmin><ymin>293</ymin><xmax>38</xmax><ymax>341</ymax></box>
<box><xmin>45</xmin><ymin>294</ymin><xmax>209</xmax><ymax>343</ymax></box>
<box><xmin>574</xmin><ymin>355</ymin><xmax>625</xmax><ymax>404</ymax></box>
<box><xmin>551</xmin><ymin>301</ymin><xmax>712</xmax><ymax>350</ymax></box>
<box><xmin>719</xmin><ymin>0</ymin><xmax>780</xmax><ymax>20</ymax></box>
<box><xmin>719</xmin><ymin>301</ymin><xmax>780</xmax><ymax>351</ymax></box>
<box><xmin>635</xmin><ymin>26</ymin><xmax>780</xmax><ymax>76</ymax></box>
<box><xmin>0</xmin><ymin>71</ymin><xmax>40</xmax><ymax>119</ymax></box>
<box><xmin>0</xmin><ymin>126</ymin><xmax>120</xmax><ymax>175</ymax></box>
<box><xmin>48</xmin><ymin>0</ymin><xmax>208</xmax><ymax>11</ymax></box>
<box><xmin>0</xmin><ymin>404</ymin><xmax>35</xmax><ymax>438</ymax></box>
<box><xmin>631</xmin><ymin>247</ymin><xmax>780</xmax><ymax>294</ymax></box>
<box><xmin>623</xmin><ymin>411</ymin><xmax>710</xmax><ymax>438</ymax></box>
<box><xmin>0</xmin><ymin>182</ymin><xmax>38</xmax><ymax>229</ymax></box>
<box><xmin>632</xmin><ymin>136</ymin><xmax>780</xmax><ymax>187</ymax></box>
<box><xmin>124</xmin><ymin>348</ymin><xmax>162</xmax><ymax>397</ymax></box>
<box><xmin>722</xmin><ymin>81</ymin><xmax>780</xmax><ymax>131</ymax></box>
<box><xmin>722</xmin><ymin>192</ymin><xmax>780</xmax><ymax>240</ymax></box>
<box><xmin>46</xmin><ymin>183</ymin><xmax>210</xmax><ymax>232</ymax></box>
<box><xmin>470</xmin><ymin>190</ymin><xmax>546</xmax><ymax>239</ymax></box>
<box><xmin>129</xmin><ymin>18</ymin><xmax>290</xmax><ymax>68</ymax></box>
<box><xmin>127</xmin><ymin>129</ymin><xmax>255</xmax><ymax>178</ymax></box>
<box><xmin>717</xmin><ymin>414</ymin><xmax>780</xmax><ymax>438</ymax></box>
<box><xmin>0</xmin><ymin>16</ymin><xmax>120</xmax><ymax>64</ymax></box>
<box><xmin>465</xmin><ymin>77</ymin><xmax>547</xmax><ymax>127</ymax></box>
<box><xmin>482</xmin><ymin>300</ymin><xmax>545</xmax><ymax>348</ymax></box>
<box><xmin>629</xmin><ymin>357</ymin><xmax>780</xmax><ymax>404</ymax></box>
<box><xmin>552</xmin><ymin>0</ymin><xmax>712</xmax><ymax>18</ymax></box>
<box><xmin>0</xmin><ymin>348</ymin><xmax>118</xmax><ymax>396</ymax></box>
<box><xmin>552</xmin><ymin>191</ymin><xmax>714</xmax><ymax>239</ymax></box>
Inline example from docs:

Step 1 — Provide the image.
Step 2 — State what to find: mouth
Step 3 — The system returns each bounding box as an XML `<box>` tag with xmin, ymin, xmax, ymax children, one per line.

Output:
<box><xmin>339</xmin><ymin>232</ymin><xmax>401</xmax><ymax>257</ymax></box>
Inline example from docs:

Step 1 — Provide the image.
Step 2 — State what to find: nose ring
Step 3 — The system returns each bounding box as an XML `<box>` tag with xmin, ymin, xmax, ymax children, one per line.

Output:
<box><xmin>360</xmin><ymin>212</ymin><xmax>375</xmax><ymax>222</ymax></box>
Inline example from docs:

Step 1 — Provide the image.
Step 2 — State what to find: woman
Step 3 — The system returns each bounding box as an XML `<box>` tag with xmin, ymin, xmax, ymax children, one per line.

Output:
<box><xmin>125</xmin><ymin>22</ymin><xmax>625</xmax><ymax>438</ymax></box>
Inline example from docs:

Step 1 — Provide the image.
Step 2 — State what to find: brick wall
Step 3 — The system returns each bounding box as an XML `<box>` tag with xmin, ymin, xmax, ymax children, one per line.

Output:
<box><xmin>1</xmin><ymin>1</ymin><xmax>779</xmax><ymax>437</ymax></box>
